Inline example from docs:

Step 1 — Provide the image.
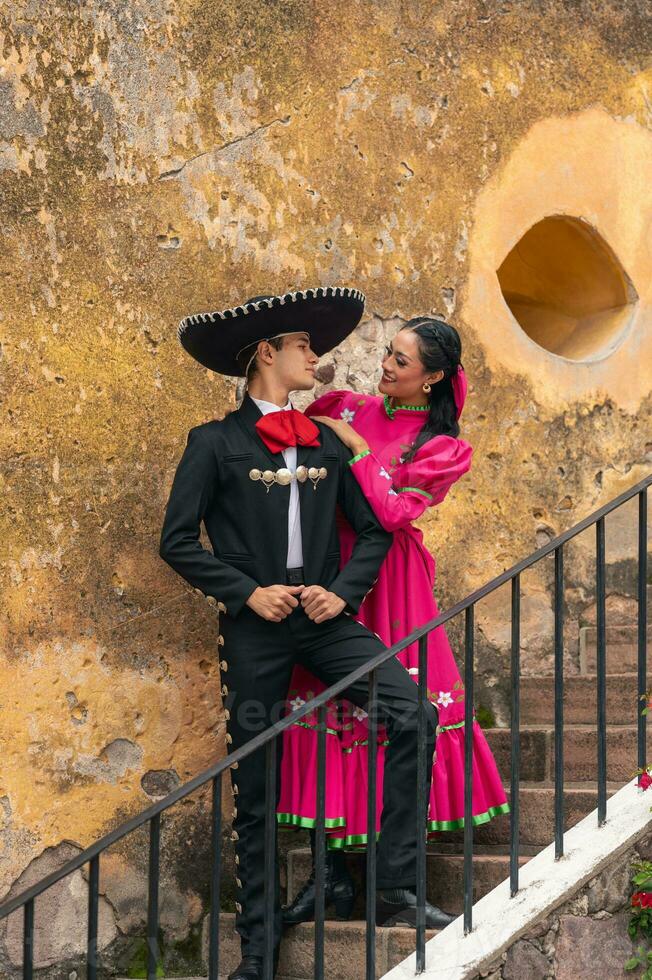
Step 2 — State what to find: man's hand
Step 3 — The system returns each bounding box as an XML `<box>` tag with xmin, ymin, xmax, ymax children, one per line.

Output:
<box><xmin>301</xmin><ymin>585</ymin><xmax>346</xmax><ymax>624</ymax></box>
<box><xmin>246</xmin><ymin>585</ymin><xmax>304</xmax><ymax>622</ymax></box>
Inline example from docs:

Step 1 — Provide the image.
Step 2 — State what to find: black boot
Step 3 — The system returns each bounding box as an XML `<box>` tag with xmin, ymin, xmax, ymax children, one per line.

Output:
<box><xmin>228</xmin><ymin>947</ymin><xmax>280</xmax><ymax>980</ymax></box>
<box><xmin>228</xmin><ymin>956</ymin><xmax>265</xmax><ymax>980</ymax></box>
<box><xmin>282</xmin><ymin>832</ymin><xmax>355</xmax><ymax>926</ymax></box>
<box><xmin>376</xmin><ymin>888</ymin><xmax>457</xmax><ymax>929</ymax></box>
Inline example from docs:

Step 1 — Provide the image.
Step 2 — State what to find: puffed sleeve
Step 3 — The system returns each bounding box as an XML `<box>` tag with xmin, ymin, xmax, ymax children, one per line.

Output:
<box><xmin>305</xmin><ymin>389</ymin><xmax>355</xmax><ymax>421</ymax></box>
<box><xmin>347</xmin><ymin>436</ymin><xmax>473</xmax><ymax>533</ymax></box>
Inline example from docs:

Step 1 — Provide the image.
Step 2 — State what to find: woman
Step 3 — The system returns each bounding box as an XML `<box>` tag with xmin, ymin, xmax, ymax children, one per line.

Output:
<box><xmin>277</xmin><ymin>317</ymin><xmax>509</xmax><ymax>923</ymax></box>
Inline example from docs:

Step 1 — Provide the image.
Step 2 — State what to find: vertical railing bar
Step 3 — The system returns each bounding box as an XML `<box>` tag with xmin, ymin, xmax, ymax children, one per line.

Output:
<box><xmin>638</xmin><ymin>490</ymin><xmax>648</xmax><ymax>773</ymax></box>
<box><xmin>263</xmin><ymin>741</ymin><xmax>277</xmax><ymax>980</ymax></box>
<box><xmin>23</xmin><ymin>898</ymin><xmax>34</xmax><ymax>980</ymax></box>
<box><xmin>147</xmin><ymin>813</ymin><xmax>161</xmax><ymax>980</ymax></box>
<box><xmin>416</xmin><ymin>634</ymin><xmax>428</xmax><ymax>972</ymax></box>
<box><xmin>463</xmin><ymin>604</ymin><xmax>474</xmax><ymax>935</ymax></box>
<box><xmin>510</xmin><ymin>575</ymin><xmax>521</xmax><ymax>895</ymax></box>
<box><xmin>87</xmin><ymin>854</ymin><xmax>100</xmax><ymax>980</ymax></box>
<box><xmin>554</xmin><ymin>546</ymin><xmax>565</xmax><ymax>859</ymax></box>
<box><xmin>263</xmin><ymin>740</ymin><xmax>277</xmax><ymax>980</ymax></box>
<box><xmin>596</xmin><ymin>517</ymin><xmax>607</xmax><ymax>825</ymax></box>
<box><xmin>366</xmin><ymin>669</ymin><xmax>378</xmax><ymax>980</ymax></box>
<box><xmin>314</xmin><ymin>704</ymin><xmax>327</xmax><ymax>980</ymax></box>
<box><xmin>208</xmin><ymin>774</ymin><xmax>222</xmax><ymax>980</ymax></box>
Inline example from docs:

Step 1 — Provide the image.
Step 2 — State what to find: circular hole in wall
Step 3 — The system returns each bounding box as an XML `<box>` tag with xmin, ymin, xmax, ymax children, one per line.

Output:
<box><xmin>497</xmin><ymin>215</ymin><xmax>638</xmax><ymax>361</ymax></box>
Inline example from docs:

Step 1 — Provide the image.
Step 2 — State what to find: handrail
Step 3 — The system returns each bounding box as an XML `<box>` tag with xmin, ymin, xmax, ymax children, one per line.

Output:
<box><xmin>1</xmin><ymin>472</ymin><xmax>649</xmax><ymax>976</ymax></box>
<box><xmin>1</xmin><ymin>471</ymin><xmax>649</xmax><ymax>922</ymax></box>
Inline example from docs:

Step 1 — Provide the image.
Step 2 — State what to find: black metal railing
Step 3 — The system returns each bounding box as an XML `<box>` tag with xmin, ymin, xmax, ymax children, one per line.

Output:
<box><xmin>1</xmin><ymin>474</ymin><xmax>649</xmax><ymax>979</ymax></box>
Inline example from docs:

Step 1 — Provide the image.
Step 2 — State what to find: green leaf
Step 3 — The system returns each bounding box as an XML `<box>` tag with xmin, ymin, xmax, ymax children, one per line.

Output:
<box><xmin>625</xmin><ymin>958</ymin><xmax>640</xmax><ymax>970</ymax></box>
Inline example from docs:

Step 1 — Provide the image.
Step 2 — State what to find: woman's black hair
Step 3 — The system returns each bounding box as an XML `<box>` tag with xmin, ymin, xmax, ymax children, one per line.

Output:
<box><xmin>400</xmin><ymin>316</ymin><xmax>462</xmax><ymax>462</ymax></box>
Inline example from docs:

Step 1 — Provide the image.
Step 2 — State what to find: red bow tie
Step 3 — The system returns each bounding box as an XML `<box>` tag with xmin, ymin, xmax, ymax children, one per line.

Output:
<box><xmin>255</xmin><ymin>409</ymin><xmax>320</xmax><ymax>454</ymax></box>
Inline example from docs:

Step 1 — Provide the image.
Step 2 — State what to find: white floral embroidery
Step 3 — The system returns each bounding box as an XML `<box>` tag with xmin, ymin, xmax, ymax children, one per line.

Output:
<box><xmin>407</xmin><ymin>667</ymin><xmax>419</xmax><ymax>676</ymax></box>
<box><xmin>340</xmin><ymin>408</ymin><xmax>356</xmax><ymax>423</ymax></box>
<box><xmin>352</xmin><ymin>706</ymin><xmax>368</xmax><ymax>721</ymax></box>
<box><xmin>379</xmin><ymin>466</ymin><xmax>391</xmax><ymax>480</ymax></box>
<box><xmin>436</xmin><ymin>691</ymin><xmax>453</xmax><ymax>708</ymax></box>
<box><xmin>388</xmin><ymin>488</ymin><xmax>397</xmax><ymax>496</ymax></box>
<box><xmin>290</xmin><ymin>696</ymin><xmax>306</xmax><ymax>711</ymax></box>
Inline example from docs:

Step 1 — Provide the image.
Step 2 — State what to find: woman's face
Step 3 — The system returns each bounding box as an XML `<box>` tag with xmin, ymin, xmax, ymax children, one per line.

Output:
<box><xmin>378</xmin><ymin>328</ymin><xmax>443</xmax><ymax>403</ymax></box>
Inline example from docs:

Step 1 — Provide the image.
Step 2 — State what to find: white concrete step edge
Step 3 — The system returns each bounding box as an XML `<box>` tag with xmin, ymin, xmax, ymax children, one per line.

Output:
<box><xmin>381</xmin><ymin>776</ymin><xmax>651</xmax><ymax>980</ymax></box>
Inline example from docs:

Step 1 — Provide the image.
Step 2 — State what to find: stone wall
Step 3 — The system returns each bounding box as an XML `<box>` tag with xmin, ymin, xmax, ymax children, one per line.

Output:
<box><xmin>473</xmin><ymin>831</ymin><xmax>652</xmax><ymax>979</ymax></box>
<box><xmin>1</xmin><ymin>0</ymin><xmax>651</xmax><ymax>968</ymax></box>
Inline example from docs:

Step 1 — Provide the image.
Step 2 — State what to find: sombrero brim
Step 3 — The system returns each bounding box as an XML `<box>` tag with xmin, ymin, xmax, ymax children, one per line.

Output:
<box><xmin>178</xmin><ymin>286</ymin><xmax>365</xmax><ymax>376</ymax></box>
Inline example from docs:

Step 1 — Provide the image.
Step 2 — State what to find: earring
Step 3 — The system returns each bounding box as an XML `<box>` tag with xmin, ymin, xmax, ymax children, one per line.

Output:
<box><xmin>423</xmin><ymin>382</ymin><xmax>432</xmax><ymax>393</ymax></box>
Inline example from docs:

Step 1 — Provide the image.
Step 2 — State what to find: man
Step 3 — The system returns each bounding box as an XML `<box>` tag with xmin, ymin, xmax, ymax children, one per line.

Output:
<box><xmin>160</xmin><ymin>287</ymin><xmax>452</xmax><ymax>980</ymax></box>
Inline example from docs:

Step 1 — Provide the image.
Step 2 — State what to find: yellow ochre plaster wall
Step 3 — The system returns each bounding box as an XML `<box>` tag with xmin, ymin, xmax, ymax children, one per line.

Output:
<box><xmin>0</xmin><ymin>0</ymin><xmax>651</xmax><ymax>957</ymax></box>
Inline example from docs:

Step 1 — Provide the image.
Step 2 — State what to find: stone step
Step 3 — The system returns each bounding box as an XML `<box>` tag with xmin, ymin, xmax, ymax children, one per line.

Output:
<box><xmin>286</xmin><ymin>848</ymin><xmax>531</xmax><ymax>917</ymax></box>
<box><xmin>579</xmin><ymin>623</ymin><xmax>651</xmax><ymax>673</ymax></box>
<box><xmin>520</xmin><ymin>672</ymin><xmax>648</xmax><ymax>726</ymax></box>
<box><xmin>436</xmin><ymin>782</ymin><xmax>623</xmax><ymax>847</ymax></box>
<box><xmin>199</xmin><ymin>912</ymin><xmax>439</xmax><ymax>980</ymax></box>
<box><xmin>485</xmin><ymin>724</ymin><xmax>650</xmax><ymax>782</ymax></box>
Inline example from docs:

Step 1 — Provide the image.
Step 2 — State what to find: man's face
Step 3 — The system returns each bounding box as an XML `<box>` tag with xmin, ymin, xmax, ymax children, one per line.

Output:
<box><xmin>266</xmin><ymin>332</ymin><xmax>319</xmax><ymax>391</ymax></box>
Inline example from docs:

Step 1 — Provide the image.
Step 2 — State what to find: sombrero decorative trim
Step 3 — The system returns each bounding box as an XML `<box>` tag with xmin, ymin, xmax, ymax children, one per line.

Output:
<box><xmin>177</xmin><ymin>285</ymin><xmax>365</xmax><ymax>335</ymax></box>
<box><xmin>177</xmin><ymin>285</ymin><xmax>365</xmax><ymax>377</ymax></box>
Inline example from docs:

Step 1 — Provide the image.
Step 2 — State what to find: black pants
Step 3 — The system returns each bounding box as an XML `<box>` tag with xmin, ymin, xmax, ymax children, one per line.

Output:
<box><xmin>219</xmin><ymin>604</ymin><xmax>438</xmax><ymax>956</ymax></box>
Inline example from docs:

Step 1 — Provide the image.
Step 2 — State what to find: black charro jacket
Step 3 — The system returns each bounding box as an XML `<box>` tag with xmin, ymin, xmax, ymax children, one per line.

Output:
<box><xmin>159</xmin><ymin>395</ymin><xmax>392</xmax><ymax>618</ymax></box>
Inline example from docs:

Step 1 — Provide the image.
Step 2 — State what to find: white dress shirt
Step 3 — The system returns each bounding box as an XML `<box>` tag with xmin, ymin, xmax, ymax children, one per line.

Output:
<box><xmin>251</xmin><ymin>396</ymin><xmax>304</xmax><ymax>569</ymax></box>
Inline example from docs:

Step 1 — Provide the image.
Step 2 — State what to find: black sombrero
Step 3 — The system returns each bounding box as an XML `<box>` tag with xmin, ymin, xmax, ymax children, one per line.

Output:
<box><xmin>177</xmin><ymin>285</ymin><xmax>365</xmax><ymax>377</ymax></box>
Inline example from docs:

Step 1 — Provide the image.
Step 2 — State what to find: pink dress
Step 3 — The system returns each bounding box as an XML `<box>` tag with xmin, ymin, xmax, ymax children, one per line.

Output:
<box><xmin>276</xmin><ymin>390</ymin><xmax>509</xmax><ymax>847</ymax></box>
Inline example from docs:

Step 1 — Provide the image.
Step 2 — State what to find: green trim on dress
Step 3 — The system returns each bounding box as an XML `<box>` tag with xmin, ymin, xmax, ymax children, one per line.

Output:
<box><xmin>395</xmin><ymin>486</ymin><xmax>433</xmax><ymax>501</ymax></box>
<box><xmin>292</xmin><ymin>719</ymin><xmax>340</xmax><ymax>737</ymax></box>
<box><xmin>348</xmin><ymin>449</ymin><xmax>371</xmax><ymax>466</ymax></box>
<box><xmin>278</xmin><ymin>804</ymin><xmax>512</xmax><ymax>848</ymax></box>
<box><xmin>335</xmin><ymin>803</ymin><xmax>512</xmax><ymax>847</ymax></box>
<box><xmin>335</xmin><ymin>804</ymin><xmax>512</xmax><ymax>847</ymax></box>
<box><xmin>290</xmin><ymin>715</ymin><xmax>474</xmax><ymax>739</ymax></box>
<box><xmin>383</xmin><ymin>394</ymin><xmax>430</xmax><ymax>420</ymax></box>
<box><xmin>342</xmin><ymin>738</ymin><xmax>390</xmax><ymax>754</ymax></box>
<box><xmin>427</xmin><ymin>802</ymin><xmax>511</xmax><ymax>832</ymax></box>
<box><xmin>438</xmin><ymin>718</ymin><xmax>469</xmax><ymax>732</ymax></box>
<box><xmin>330</xmin><ymin>832</ymin><xmax>382</xmax><ymax>850</ymax></box>
<box><xmin>277</xmin><ymin>813</ymin><xmax>346</xmax><ymax>830</ymax></box>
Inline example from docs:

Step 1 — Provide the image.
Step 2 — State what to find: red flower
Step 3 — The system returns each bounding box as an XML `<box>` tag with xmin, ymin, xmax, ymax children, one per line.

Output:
<box><xmin>639</xmin><ymin>772</ymin><xmax>652</xmax><ymax>790</ymax></box>
<box><xmin>632</xmin><ymin>892</ymin><xmax>652</xmax><ymax>908</ymax></box>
